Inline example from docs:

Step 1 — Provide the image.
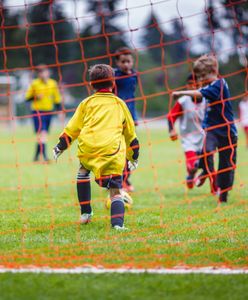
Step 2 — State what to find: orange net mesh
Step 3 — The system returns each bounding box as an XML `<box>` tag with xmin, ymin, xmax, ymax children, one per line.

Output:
<box><xmin>0</xmin><ymin>0</ymin><xmax>247</xmax><ymax>269</ymax></box>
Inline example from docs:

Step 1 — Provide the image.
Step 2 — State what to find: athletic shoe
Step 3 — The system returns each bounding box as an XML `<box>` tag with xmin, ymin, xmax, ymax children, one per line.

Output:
<box><xmin>113</xmin><ymin>225</ymin><xmax>128</xmax><ymax>231</ymax></box>
<box><xmin>80</xmin><ymin>212</ymin><xmax>93</xmax><ymax>224</ymax></box>
<box><xmin>186</xmin><ymin>174</ymin><xmax>194</xmax><ymax>189</ymax></box>
<box><xmin>195</xmin><ymin>171</ymin><xmax>207</xmax><ymax>187</ymax></box>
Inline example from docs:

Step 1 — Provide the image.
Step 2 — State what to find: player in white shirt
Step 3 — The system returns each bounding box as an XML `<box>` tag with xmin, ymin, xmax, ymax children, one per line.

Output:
<box><xmin>239</xmin><ymin>96</ymin><xmax>248</xmax><ymax>148</ymax></box>
<box><xmin>167</xmin><ymin>74</ymin><xmax>205</xmax><ymax>188</ymax></box>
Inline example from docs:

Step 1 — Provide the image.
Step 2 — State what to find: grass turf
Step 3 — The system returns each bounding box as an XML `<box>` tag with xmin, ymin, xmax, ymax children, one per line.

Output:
<box><xmin>0</xmin><ymin>123</ymin><xmax>247</xmax><ymax>299</ymax></box>
<box><xmin>0</xmin><ymin>273</ymin><xmax>248</xmax><ymax>300</ymax></box>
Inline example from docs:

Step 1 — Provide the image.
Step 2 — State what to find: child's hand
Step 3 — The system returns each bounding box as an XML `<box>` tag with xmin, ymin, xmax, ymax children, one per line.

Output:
<box><xmin>172</xmin><ymin>91</ymin><xmax>182</xmax><ymax>100</ymax></box>
<box><xmin>53</xmin><ymin>146</ymin><xmax>63</xmax><ymax>161</ymax></box>
<box><xmin>169</xmin><ymin>129</ymin><xmax>178</xmax><ymax>141</ymax></box>
<box><xmin>128</xmin><ymin>160</ymin><xmax>138</xmax><ymax>171</ymax></box>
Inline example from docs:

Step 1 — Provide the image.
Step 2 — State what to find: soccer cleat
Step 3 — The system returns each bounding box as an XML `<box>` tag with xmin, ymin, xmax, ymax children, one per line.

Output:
<box><xmin>186</xmin><ymin>174</ymin><xmax>194</xmax><ymax>189</ymax></box>
<box><xmin>113</xmin><ymin>225</ymin><xmax>128</xmax><ymax>231</ymax></box>
<box><xmin>80</xmin><ymin>212</ymin><xmax>93</xmax><ymax>224</ymax></box>
<box><xmin>195</xmin><ymin>171</ymin><xmax>207</xmax><ymax>187</ymax></box>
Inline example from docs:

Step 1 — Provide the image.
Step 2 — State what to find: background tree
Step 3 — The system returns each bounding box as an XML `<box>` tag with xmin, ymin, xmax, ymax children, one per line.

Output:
<box><xmin>199</xmin><ymin>0</ymin><xmax>222</xmax><ymax>54</ymax></box>
<box><xmin>0</xmin><ymin>0</ymin><xmax>27</xmax><ymax>70</ymax></box>
<box><xmin>27</xmin><ymin>0</ymin><xmax>76</xmax><ymax>81</ymax></box>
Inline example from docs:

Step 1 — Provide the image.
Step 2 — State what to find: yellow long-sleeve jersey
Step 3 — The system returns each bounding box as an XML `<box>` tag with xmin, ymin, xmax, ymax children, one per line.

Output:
<box><xmin>25</xmin><ymin>78</ymin><xmax>61</xmax><ymax>111</ymax></box>
<box><xmin>63</xmin><ymin>92</ymin><xmax>138</xmax><ymax>178</ymax></box>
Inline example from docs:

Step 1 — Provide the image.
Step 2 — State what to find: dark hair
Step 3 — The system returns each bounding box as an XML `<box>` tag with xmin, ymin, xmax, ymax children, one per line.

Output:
<box><xmin>115</xmin><ymin>47</ymin><xmax>133</xmax><ymax>60</ymax></box>
<box><xmin>186</xmin><ymin>73</ymin><xmax>197</xmax><ymax>82</ymax></box>
<box><xmin>89</xmin><ymin>64</ymin><xmax>114</xmax><ymax>89</ymax></box>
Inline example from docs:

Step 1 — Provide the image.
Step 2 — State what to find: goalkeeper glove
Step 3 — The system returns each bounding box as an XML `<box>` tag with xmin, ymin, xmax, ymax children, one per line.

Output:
<box><xmin>53</xmin><ymin>146</ymin><xmax>63</xmax><ymax>161</ymax></box>
<box><xmin>128</xmin><ymin>160</ymin><xmax>138</xmax><ymax>171</ymax></box>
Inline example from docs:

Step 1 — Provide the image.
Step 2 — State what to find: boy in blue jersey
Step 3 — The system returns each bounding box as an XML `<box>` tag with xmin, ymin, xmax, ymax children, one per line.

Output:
<box><xmin>114</xmin><ymin>47</ymin><xmax>138</xmax><ymax>192</ymax></box>
<box><xmin>172</xmin><ymin>54</ymin><xmax>237</xmax><ymax>203</ymax></box>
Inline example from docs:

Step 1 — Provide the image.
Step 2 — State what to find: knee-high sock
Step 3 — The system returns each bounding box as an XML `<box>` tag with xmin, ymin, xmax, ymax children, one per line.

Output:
<box><xmin>111</xmin><ymin>195</ymin><xmax>124</xmax><ymax>227</ymax></box>
<box><xmin>34</xmin><ymin>143</ymin><xmax>40</xmax><ymax>160</ymax></box>
<box><xmin>77</xmin><ymin>172</ymin><xmax>91</xmax><ymax>214</ymax></box>
<box><xmin>41</xmin><ymin>143</ymin><xmax>48</xmax><ymax>160</ymax></box>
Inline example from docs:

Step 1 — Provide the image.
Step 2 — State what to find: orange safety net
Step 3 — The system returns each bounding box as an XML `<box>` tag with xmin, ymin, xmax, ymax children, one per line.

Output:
<box><xmin>0</xmin><ymin>0</ymin><xmax>247</xmax><ymax>269</ymax></box>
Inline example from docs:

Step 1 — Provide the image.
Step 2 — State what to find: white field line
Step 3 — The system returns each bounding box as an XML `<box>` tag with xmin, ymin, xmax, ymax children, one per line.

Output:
<box><xmin>0</xmin><ymin>267</ymin><xmax>247</xmax><ymax>274</ymax></box>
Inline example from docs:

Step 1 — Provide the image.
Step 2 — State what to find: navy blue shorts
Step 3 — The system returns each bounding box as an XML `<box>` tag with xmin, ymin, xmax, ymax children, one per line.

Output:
<box><xmin>32</xmin><ymin>111</ymin><xmax>53</xmax><ymax>133</ymax></box>
<box><xmin>95</xmin><ymin>175</ymin><xmax>122</xmax><ymax>189</ymax></box>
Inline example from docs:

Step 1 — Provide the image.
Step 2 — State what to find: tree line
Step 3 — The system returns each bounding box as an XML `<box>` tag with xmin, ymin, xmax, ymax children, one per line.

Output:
<box><xmin>0</xmin><ymin>0</ymin><xmax>247</xmax><ymax>114</ymax></box>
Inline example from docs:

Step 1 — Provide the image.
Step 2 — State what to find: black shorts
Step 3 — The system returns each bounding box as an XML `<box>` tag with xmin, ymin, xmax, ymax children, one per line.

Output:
<box><xmin>95</xmin><ymin>175</ymin><xmax>122</xmax><ymax>189</ymax></box>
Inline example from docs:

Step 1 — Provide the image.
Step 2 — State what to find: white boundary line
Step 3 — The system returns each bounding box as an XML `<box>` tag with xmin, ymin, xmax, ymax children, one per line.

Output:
<box><xmin>0</xmin><ymin>267</ymin><xmax>247</xmax><ymax>274</ymax></box>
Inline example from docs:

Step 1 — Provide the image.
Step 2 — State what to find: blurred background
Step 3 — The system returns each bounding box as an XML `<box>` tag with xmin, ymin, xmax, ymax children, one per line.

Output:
<box><xmin>0</xmin><ymin>0</ymin><xmax>247</xmax><ymax>120</ymax></box>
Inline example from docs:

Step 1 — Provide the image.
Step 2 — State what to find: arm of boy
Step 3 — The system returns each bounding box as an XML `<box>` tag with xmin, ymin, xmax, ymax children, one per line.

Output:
<box><xmin>172</xmin><ymin>90</ymin><xmax>202</xmax><ymax>101</ymax></box>
<box><xmin>121</xmin><ymin>102</ymin><xmax>140</xmax><ymax>170</ymax></box>
<box><xmin>25</xmin><ymin>82</ymin><xmax>35</xmax><ymax>102</ymax></box>
<box><xmin>53</xmin><ymin>101</ymin><xmax>84</xmax><ymax>161</ymax></box>
<box><xmin>166</xmin><ymin>101</ymin><xmax>183</xmax><ymax>141</ymax></box>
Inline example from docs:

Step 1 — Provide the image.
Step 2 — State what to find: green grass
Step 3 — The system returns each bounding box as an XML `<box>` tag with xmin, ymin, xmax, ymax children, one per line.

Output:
<box><xmin>0</xmin><ymin>124</ymin><xmax>247</xmax><ymax>299</ymax></box>
<box><xmin>0</xmin><ymin>273</ymin><xmax>247</xmax><ymax>300</ymax></box>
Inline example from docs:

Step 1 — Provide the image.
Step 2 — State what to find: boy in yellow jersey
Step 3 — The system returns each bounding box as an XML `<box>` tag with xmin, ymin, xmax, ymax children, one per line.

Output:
<box><xmin>25</xmin><ymin>65</ymin><xmax>61</xmax><ymax>161</ymax></box>
<box><xmin>53</xmin><ymin>64</ymin><xmax>139</xmax><ymax>230</ymax></box>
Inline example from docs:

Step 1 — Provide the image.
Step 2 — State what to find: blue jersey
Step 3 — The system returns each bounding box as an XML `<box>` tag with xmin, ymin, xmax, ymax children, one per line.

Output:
<box><xmin>115</xmin><ymin>68</ymin><xmax>138</xmax><ymax>122</ymax></box>
<box><xmin>200</xmin><ymin>78</ymin><xmax>237</xmax><ymax>136</ymax></box>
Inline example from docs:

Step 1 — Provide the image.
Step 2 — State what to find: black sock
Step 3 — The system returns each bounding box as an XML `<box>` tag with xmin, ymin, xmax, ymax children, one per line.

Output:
<box><xmin>77</xmin><ymin>172</ymin><xmax>92</xmax><ymax>214</ymax></box>
<box><xmin>111</xmin><ymin>195</ymin><xmax>125</xmax><ymax>227</ymax></box>
<box><xmin>34</xmin><ymin>143</ymin><xmax>41</xmax><ymax>161</ymax></box>
<box><xmin>219</xmin><ymin>191</ymin><xmax>228</xmax><ymax>202</ymax></box>
<box><xmin>41</xmin><ymin>143</ymin><xmax>48</xmax><ymax>160</ymax></box>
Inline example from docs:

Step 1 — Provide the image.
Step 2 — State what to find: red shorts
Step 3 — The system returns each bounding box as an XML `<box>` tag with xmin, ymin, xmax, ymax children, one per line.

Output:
<box><xmin>185</xmin><ymin>151</ymin><xmax>198</xmax><ymax>174</ymax></box>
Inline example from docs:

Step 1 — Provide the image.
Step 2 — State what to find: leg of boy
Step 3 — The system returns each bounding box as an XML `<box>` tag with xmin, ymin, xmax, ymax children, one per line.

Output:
<box><xmin>110</xmin><ymin>187</ymin><xmax>125</xmax><ymax>228</ymax></box>
<box><xmin>77</xmin><ymin>165</ymin><xmax>92</xmax><ymax>215</ymax></box>
<box><xmin>33</xmin><ymin>112</ymin><xmax>41</xmax><ymax>161</ymax></box>
<box><xmin>185</xmin><ymin>151</ymin><xmax>198</xmax><ymax>189</ymax></box>
<box><xmin>244</xmin><ymin>127</ymin><xmax>248</xmax><ymax>148</ymax></box>
<box><xmin>198</xmin><ymin>132</ymin><xmax>218</xmax><ymax>193</ymax></box>
<box><xmin>96</xmin><ymin>175</ymin><xmax>125</xmax><ymax>228</ymax></box>
<box><xmin>217</xmin><ymin>135</ymin><xmax>237</xmax><ymax>202</ymax></box>
<box><xmin>123</xmin><ymin>160</ymin><xmax>134</xmax><ymax>192</ymax></box>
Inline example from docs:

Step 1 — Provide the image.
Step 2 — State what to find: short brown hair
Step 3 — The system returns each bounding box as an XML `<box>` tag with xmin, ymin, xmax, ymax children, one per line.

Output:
<box><xmin>193</xmin><ymin>54</ymin><xmax>219</xmax><ymax>77</ymax></box>
<box><xmin>115</xmin><ymin>47</ymin><xmax>133</xmax><ymax>60</ymax></box>
<box><xmin>89</xmin><ymin>64</ymin><xmax>114</xmax><ymax>89</ymax></box>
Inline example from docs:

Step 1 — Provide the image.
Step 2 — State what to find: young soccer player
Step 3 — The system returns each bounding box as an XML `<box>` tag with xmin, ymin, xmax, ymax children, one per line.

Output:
<box><xmin>239</xmin><ymin>95</ymin><xmax>248</xmax><ymax>148</ymax></box>
<box><xmin>53</xmin><ymin>64</ymin><xmax>139</xmax><ymax>230</ymax></box>
<box><xmin>167</xmin><ymin>74</ymin><xmax>205</xmax><ymax>189</ymax></box>
<box><xmin>25</xmin><ymin>65</ymin><xmax>61</xmax><ymax>162</ymax></box>
<box><xmin>172</xmin><ymin>55</ymin><xmax>238</xmax><ymax>203</ymax></box>
<box><xmin>114</xmin><ymin>47</ymin><xmax>138</xmax><ymax>192</ymax></box>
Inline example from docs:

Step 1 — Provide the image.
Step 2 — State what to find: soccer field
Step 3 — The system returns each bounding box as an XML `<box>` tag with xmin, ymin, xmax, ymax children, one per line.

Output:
<box><xmin>0</xmin><ymin>123</ymin><xmax>247</xmax><ymax>298</ymax></box>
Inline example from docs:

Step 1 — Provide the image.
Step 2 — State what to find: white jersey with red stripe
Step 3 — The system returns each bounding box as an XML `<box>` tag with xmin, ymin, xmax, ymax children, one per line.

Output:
<box><xmin>178</xmin><ymin>96</ymin><xmax>206</xmax><ymax>152</ymax></box>
<box><xmin>239</xmin><ymin>100</ymin><xmax>248</xmax><ymax>127</ymax></box>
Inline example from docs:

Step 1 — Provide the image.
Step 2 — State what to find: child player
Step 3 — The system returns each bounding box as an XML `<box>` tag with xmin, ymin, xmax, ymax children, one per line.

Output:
<box><xmin>25</xmin><ymin>65</ymin><xmax>62</xmax><ymax>162</ymax></box>
<box><xmin>167</xmin><ymin>74</ymin><xmax>205</xmax><ymax>189</ymax></box>
<box><xmin>239</xmin><ymin>95</ymin><xmax>248</xmax><ymax>148</ymax></box>
<box><xmin>172</xmin><ymin>54</ymin><xmax>238</xmax><ymax>203</ymax></box>
<box><xmin>114</xmin><ymin>47</ymin><xmax>138</xmax><ymax>192</ymax></box>
<box><xmin>53</xmin><ymin>64</ymin><xmax>139</xmax><ymax>230</ymax></box>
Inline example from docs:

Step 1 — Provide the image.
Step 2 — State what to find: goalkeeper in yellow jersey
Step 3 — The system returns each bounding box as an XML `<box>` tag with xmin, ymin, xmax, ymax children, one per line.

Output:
<box><xmin>53</xmin><ymin>64</ymin><xmax>139</xmax><ymax>230</ymax></box>
<box><xmin>25</xmin><ymin>65</ymin><xmax>61</xmax><ymax>161</ymax></box>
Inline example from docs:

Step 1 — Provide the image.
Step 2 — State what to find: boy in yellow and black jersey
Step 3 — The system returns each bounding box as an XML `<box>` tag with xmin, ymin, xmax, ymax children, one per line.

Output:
<box><xmin>53</xmin><ymin>64</ymin><xmax>139</xmax><ymax>230</ymax></box>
